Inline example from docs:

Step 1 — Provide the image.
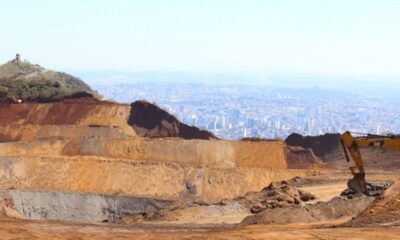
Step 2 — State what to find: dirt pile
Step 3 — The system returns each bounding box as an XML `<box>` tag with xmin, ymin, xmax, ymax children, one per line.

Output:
<box><xmin>128</xmin><ymin>100</ymin><xmax>216</xmax><ymax>140</ymax></box>
<box><xmin>346</xmin><ymin>179</ymin><xmax>400</xmax><ymax>226</ymax></box>
<box><xmin>241</xmin><ymin>180</ymin><xmax>393</xmax><ymax>225</ymax></box>
<box><xmin>225</xmin><ymin>180</ymin><xmax>317</xmax><ymax>214</ymax></box>
<box><xmin>241</xmin><ymin>194</ymin><xmax>374</xmax><ymax>225</ymax></box>
<box><xmin>142</xmin><ymin>180</ymin><xmax>317</xmax><ymax>223</ymax></box>
<box><xmin>285</xmin><ymin>146</ymin><xmax>322</xmax><ymax>169</ymax></box>
<box><xmin>285</xmin><ymin>133</ymin><xmax>343</xmax><ymax>164</ymax></box>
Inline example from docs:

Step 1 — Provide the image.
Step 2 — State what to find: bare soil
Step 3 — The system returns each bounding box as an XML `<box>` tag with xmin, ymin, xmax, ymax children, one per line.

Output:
<box><xmin>128</xmin><ymin>100</ymin><xmax>216</xmax><ymax>139</ymax></box>
<box><xmin>0</xmin><ymin>218</ymin><xmax>399</xmax><ymax>240</ymax></box>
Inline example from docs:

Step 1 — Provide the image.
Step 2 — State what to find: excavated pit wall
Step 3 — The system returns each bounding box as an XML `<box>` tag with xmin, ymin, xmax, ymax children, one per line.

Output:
<box><xmin>0</xmin><ymin>102</ymin><xmax>133</xmax><ymax>132</ymax></box>
<box><xmin>0</xmin><ymin>125</ymin><xmax>135</xmax><ymax>142</ymax></box>
<box><xmin>0</xmin><ymin>102</ymin><xmax>287</xmax><ymax>169</ymax></box>
<box><xmin>0</xmin><ymin>156</ymin><xmax>308</xmax><ymax>203</ymax></box>
<box><xmin>0</xmin><ymin>101</ymin><xmax>311</xmax><ymax>204</ymax></box>
<box><xmin>1</xmin><ymin>190</ymin><xmax>172</xmax><ymax>222</ymax></box>
<box><xmin>0</xmin><ymin>137</ymin><xmax>288</xmax><ymax>169</ymax></box>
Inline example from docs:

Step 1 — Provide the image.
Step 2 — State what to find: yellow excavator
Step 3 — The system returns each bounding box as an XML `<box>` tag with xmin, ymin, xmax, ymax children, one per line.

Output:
<box><xmin>340</xmin><ymin>131</ymin><xmax>400</xmax><ymax>194</ymax></box>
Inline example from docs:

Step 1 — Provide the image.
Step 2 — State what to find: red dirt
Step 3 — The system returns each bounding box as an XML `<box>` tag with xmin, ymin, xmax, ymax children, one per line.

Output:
<box><xmin>0</xmin><ymin>98</ymin><xmax>121</xmax><ymax>125</ymax></box>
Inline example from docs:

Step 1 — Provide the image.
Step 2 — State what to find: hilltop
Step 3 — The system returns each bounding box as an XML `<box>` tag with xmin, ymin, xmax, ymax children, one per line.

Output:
<box><xmin>0</xmin><ymin>55</ymin><xmax>98</xmax><ymax>102</ymax></box>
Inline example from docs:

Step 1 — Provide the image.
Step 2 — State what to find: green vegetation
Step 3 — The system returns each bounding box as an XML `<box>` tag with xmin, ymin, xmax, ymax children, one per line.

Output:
<box><xmin>0</xmin><ymin>60</ymin><xmax>98</xmax><ymax>102</ymax></box>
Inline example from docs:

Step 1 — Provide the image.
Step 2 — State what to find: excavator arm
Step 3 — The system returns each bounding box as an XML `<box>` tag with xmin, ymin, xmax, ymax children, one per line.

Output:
<box><xmin>340</xmin><ymin>131</ymin><xmax>367</xmax><ymax>193</ymax></box>
<box><xmin>340</xmin><ymin>131</ymin><xmax>400</xmax><ymax>194</ymax></box>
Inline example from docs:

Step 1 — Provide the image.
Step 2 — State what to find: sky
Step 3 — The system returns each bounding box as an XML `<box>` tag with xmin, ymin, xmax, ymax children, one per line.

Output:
<box><xmin>1</xmin><ymin>0</ymin><xmax>399</xmax><ymax>76</ymax></box>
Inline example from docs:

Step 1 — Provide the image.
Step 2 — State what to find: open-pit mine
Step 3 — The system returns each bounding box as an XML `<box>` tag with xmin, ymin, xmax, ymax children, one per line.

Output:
<box><xmin>0</xmin><ymin>59</ymin><xmax>399</xmax><ymax>239</ymax></box>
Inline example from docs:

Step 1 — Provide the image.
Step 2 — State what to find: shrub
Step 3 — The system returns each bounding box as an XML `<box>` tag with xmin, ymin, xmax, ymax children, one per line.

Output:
<box><xmin>0</xmin><ymin>86</ymin><xmax>8</xmax><ymax>98</ymax></box>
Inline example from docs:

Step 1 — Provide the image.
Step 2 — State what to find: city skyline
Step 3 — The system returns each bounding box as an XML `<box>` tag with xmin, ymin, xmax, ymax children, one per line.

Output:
<box><xmin>93</xmin><ymin>79</ymin><xmax>400</xmax><ymax>140</ymax></box>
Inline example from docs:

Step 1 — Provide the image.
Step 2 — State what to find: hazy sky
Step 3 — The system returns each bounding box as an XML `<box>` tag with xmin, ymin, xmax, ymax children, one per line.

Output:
<box><xmin>1</xmin><ymin>0</ymin><xmax>399</xmax><ymax>75</ymax></box>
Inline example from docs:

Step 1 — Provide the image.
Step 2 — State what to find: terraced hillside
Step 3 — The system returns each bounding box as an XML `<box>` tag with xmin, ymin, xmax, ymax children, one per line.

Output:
<box><xmin>0</xmin><ymin>98</ymin><xmax>318</xmax><ymax>223</ymax></box>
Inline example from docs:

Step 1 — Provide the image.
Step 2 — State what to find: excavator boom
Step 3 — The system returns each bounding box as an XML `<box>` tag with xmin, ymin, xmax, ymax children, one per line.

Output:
<box><xmin>340</xmin><ymin>132</ymin><xmax>367</xmax><ymax>193</ymax></box>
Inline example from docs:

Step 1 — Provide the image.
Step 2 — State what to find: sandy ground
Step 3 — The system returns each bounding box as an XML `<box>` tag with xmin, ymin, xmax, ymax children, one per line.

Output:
<box><xmin>300</xmin><ymin>182</ymin><xmax>347</xmax><ymax>202</ymax></box>
<box><xmin>0</xmin><ymin>218</ymin><xmax>399</xmax><ymax>240</ymax></box>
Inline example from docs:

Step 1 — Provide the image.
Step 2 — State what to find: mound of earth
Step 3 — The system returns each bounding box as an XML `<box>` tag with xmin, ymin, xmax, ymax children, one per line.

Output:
<box><xmin>285</xmin><ymin>133</ymin><xmax>341</xmax><ymax>162</ymax></box>
<box><xmin>141</xmin><ymin>180</ymin><xmax>317</xmax><ymax>223</ymax></box>
<box><xmin>346</xmin><ymin>179</ymin><xmax>400</xmax><ymax>226</ymax></box>
<box><xmin>285</xmin><ymin>146</ymin><xmax>322</xmax><ymax>169</ymax></box>
<box><xmin>128</xmin><ymin>100</ymin><xmax>217</xmax><ymax>139</ymax></box>
<box><xmin>0</xmin><ymin>55</ymin><xmax>98</xmax><ymax>102</ymax></box>
<box><xmin>227</xmin><ymin>180</ymin><xmax>317</xmax><ymax>214</ymax></box>
<box><xmin>241</xmin><ymin>195</ymin><xmax>374</xmax><ymax>225</ymax></box>
<box><xmin>241</xmin><ymin>180</ymin><xmax>392</xmax><ymax>225</ymax></box>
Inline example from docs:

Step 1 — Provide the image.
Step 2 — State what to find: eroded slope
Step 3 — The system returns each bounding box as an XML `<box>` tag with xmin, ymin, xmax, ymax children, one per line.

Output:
<box><xmin>0</xmin><ymin>100</ymin><xmax>314</xmax><ymax>204</ymax></box>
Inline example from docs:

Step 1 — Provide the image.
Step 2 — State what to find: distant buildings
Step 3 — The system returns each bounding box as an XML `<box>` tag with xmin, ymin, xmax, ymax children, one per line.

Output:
<box><xmin>94</xmin><ymin>82</ymin><xmax>400</xmax><ymax>139</ymax></box>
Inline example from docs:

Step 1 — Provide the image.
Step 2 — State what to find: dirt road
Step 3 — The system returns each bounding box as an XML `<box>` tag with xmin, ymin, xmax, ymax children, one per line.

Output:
<box><xmin>300</xmin><ymin>182</ymin><xmax>347</xmax><ymax>202</ymax></box>
<box><xmin>0</xmin><ymin>218</ymin><xmax>399</xmax><ymax>240</ymax></box>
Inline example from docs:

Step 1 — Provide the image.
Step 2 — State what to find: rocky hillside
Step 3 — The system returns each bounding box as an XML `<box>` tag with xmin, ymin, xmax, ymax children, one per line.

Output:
<box><xmin>0</xmin><ymin>56</ymin><xmax>98</xmax><ymax>102</ymax></box>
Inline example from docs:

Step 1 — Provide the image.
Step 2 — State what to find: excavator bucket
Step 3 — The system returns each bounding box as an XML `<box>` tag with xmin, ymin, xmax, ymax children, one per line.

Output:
<box><xmin>347</xmin><ymin>172</ymin><xmax>367</xmax><ymax>194</ymax></box>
